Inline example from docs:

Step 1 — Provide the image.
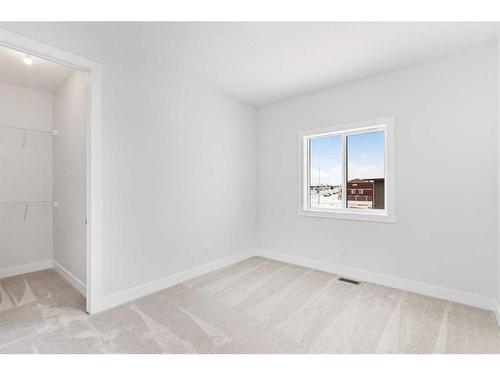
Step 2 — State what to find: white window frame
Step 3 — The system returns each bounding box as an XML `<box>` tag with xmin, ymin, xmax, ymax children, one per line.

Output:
<box><xmin>298</xmin><ymin>117</ymin><xmax>395</xmax><ymax>223</ymax></box>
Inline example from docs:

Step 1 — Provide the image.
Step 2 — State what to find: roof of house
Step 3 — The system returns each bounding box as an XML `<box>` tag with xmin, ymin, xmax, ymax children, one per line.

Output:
<box><xmin>348</xmin><ymin>178</ymin><xmax>384</xmax><ymax>183</ymax></box>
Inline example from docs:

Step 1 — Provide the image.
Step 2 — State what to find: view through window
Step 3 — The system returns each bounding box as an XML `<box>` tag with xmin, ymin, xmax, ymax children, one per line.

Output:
<box><xmin>308</xmin><ymin>127</ymin><xmax>385</xmax><ymax>211</ymax></box>
<box><xmin>309</xmin><ymin>134</ymin><xmax>343</xmax><ymax>209</ymax></box>
<box><xmin>347</xmin><ymin>131</ymin><xmax>385</xmax><ymax>209</ymax></box>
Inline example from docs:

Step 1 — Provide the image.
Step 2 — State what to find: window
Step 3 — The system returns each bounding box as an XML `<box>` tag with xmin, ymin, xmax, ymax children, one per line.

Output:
<box><xmin>298</xmin><ymin>117</ymin><xmax>395</xmax><ymax>222</ymax></box>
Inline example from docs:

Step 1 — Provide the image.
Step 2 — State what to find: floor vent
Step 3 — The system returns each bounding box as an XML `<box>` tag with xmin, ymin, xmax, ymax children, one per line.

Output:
<box><xmin>338</xmin><ymin>277</ymin><xmax>360</xmax><ymax>285</ymax></box>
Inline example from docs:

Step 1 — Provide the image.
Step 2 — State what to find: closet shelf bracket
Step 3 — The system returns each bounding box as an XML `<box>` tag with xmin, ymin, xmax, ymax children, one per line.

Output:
<box><xmin>0</xmin><ymin>200</ymin><xmax>59</xmax><ymax>222</ymax></box>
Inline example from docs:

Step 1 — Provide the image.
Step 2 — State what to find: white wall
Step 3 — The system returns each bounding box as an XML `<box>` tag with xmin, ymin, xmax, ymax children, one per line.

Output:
<box><xmin>53</xmin><ymin>70</ymin><xmax>87</xmax><ymax>284</ymax></box>
<box><xmin>100</xmin><ymin>60</ymin><xmax>256</xmax><ymax>295</ymax></box>
<box><xmin>0</xmin><ymin>24</ymin><xmax>257</xmax><ymax>297</ymax></box>
<box><xmin>0</xmin><ymin>81</ymin><xmax>53</xmax><ymax>271</ymax></box>
<box><xmin>257</xmin><ymin>44</ymin><xmax>498</xmax><ymax>299</ymax></box>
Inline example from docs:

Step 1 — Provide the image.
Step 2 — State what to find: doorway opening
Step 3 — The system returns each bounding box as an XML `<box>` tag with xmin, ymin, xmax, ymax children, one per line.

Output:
<box><xmin>0</xmin><ymin>30</ymin><xmax>102</xmax><ymax>314</ymax></box>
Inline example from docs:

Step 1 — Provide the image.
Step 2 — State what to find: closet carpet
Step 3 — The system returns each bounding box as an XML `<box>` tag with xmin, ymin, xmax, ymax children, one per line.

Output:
<box><xmin>1</xmin><ymin>256</ymin><xmax>500</xmax><ymax>354</ymax></box>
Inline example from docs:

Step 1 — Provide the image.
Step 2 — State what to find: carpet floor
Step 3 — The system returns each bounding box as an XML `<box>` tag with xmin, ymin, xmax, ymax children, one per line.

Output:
<box><xmin>1</xmin><ymin>256</ymin><xmax>500</xmax><ymax>353</ymax></box>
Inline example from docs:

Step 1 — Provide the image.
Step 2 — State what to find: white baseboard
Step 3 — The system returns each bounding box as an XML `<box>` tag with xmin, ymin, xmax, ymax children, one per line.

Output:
<box><xmin>53</xmin><ymin>260</ymin><xmax>86</xmax><ymax>297</ymax></box>
<box><xmin>99</xmin><ymin>250</ymin><xmax>256</xmax><ymax>311</ymax></box>
<box><xmin>0</xmin><ymin>260</ymin><xmax>53</xmax><ymax>279</ymax></box>
<box><xmin>91</xmin><ymin>246</ymin><xmax>498</xmax><ymax>326</ymax></box>
<box><xmin>256</xmin><ymin>249</ymin><xmax>495</xmax><ymax>312</ymax></box>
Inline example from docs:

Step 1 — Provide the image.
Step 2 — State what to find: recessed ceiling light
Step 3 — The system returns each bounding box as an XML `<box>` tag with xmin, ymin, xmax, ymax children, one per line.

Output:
<box><xmin>22</xmin><ymin>55</ymin><xmax>33</xmax><ymax>65</ymax></box>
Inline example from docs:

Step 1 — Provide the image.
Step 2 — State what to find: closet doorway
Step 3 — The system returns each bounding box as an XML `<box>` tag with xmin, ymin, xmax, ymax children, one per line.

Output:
<box><xmin>0</xmin><ymin>30</ymin><xmax>102</xmax><ymax>314</ymax></box>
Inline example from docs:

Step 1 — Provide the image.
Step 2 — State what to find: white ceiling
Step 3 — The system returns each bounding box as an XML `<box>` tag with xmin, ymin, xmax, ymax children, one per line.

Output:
<box><xmin>3</xmin><ymin>22</ymin><xmax>500</xmax><ymax>105</ymax></box>
<box><xmin>0</xmin><ymin>45</ymin><xmax>74</xmax><ymax>92</ymax></box>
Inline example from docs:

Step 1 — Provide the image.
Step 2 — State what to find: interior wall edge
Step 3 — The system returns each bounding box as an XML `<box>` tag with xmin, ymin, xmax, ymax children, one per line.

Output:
<box><xmin>96</xmin><ymin>249</ymin><xmax>258</xmax><ymax>313</ymax></box>
<box><xmin>496</xmin><ymin>34</ymin><xmax>500</xmax><ymax>328</ymax></box>
<box><xmin>494</xmin><ymin>300</ymin><xmax>500</xmax><ymax>327</ymax></box>
<box><xmin>0</xmin><ymin>259</ymin><xmax>53</xmax><ymax>279</ymax></box>
<box><xmin>255</xmin><ymin>249</ymin><xmax>496</xmax><ymax>313</ymax></box>
<box><xmin>52</xmin><ymin>260</ymin><xmax>86</xmax><ymax>297</ymax></box>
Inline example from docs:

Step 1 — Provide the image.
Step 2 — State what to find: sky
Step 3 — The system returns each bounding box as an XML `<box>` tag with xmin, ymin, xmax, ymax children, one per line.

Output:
<box><xmin>310</xmin><ymin>131</ymin><xmax>384</xmax><ymax>185</ymax></box>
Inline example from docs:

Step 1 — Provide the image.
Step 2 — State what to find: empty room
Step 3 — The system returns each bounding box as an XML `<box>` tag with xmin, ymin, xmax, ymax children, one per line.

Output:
<box><xmin>2</xmin><ymin>9</ymin><xmax>500</xmax><ymax>367</ymax></box>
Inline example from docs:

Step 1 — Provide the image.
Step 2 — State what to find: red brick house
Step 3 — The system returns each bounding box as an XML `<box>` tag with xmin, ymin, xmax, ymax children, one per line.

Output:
<box><xmin>347</xmin><ymin>178</ymin><xmax>384</xmax><ymax>209</ymax></box>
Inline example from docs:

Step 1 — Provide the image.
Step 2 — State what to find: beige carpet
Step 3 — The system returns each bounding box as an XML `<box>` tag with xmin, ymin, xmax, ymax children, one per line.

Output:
<box><xmin>1</xmin><ymin>256</ymin><xmax>500</xmax><ymax>353</ymax></box>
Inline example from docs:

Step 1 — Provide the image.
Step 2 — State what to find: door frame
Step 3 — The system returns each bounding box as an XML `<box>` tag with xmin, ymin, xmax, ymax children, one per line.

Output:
<box><xmin>0</xmin><ymin>28</ymin><xmax>103</xmax><ymax>314</ymax></box>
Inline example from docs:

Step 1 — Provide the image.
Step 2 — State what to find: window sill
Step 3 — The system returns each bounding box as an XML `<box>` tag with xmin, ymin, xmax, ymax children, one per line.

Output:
<box><xmin>298</xmin><ymin>208</ymin><xmax>396</xmax><ymax>223</ymax></box>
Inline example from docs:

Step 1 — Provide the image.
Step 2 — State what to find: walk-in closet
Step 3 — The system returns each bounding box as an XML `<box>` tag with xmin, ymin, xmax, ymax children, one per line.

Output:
<box><xmin>0</xmin><ymin>44</ymin><xmax>88</xmax><ymax>312</ymax></box>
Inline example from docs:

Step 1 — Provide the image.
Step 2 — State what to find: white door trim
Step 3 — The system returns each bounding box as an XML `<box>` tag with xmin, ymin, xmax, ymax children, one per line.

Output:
<box><xmin>0</xmin><ymin>28</ymin><xmax>103</xmax><ymax>314</ymax></box>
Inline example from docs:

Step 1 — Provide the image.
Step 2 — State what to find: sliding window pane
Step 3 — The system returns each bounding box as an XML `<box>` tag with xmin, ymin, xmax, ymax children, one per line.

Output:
<box><xmin>309</xmin><ymin>135</ymin><xmax>343</xmax><ymax>209</ymax></box>
<box><xmin>347</xmin><ymin>131</ymin><xmax>385</xmax><ymax>209</ymax></box>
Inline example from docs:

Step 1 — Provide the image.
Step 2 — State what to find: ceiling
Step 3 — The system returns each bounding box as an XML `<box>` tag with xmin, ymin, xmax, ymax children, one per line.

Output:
<box><xmin>2</xmin><ymin>22</ymin><xmax>500</xmax><ymax>105</ymax></box>
<box><xmin>0</xmin><ymin>45</ymin><xmax>74</xmax><ymax>92</ymax></box>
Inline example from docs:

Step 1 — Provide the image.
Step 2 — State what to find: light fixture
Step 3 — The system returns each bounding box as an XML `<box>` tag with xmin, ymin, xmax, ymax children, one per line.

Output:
<box><xmin>22</xmin><ymin>55</ymin><xmax>33</xmax><ymax>65</ymax></box>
